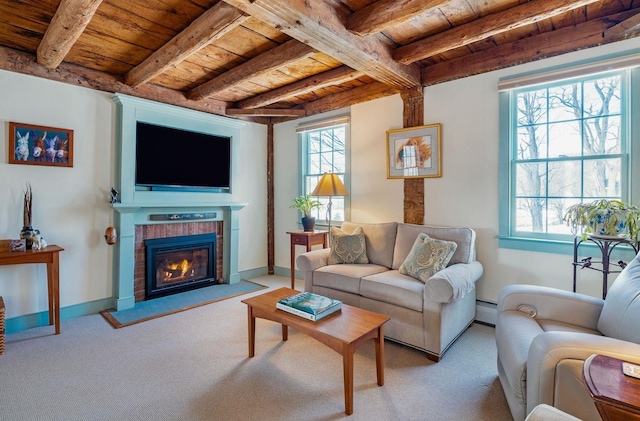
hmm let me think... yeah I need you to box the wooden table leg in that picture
[376,325,385,386]
[343,344,355,415]
[282,324,288,341]
[47,252,61,334]
[290,241,296,289]
[247,306,255,357]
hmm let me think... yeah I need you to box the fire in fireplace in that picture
[145,233,217,300]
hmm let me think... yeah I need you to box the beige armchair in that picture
[495,250,640,421]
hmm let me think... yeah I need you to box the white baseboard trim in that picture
[475,300,497,326]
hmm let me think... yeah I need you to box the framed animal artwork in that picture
[8,122,73,167]
[386,124,441,179]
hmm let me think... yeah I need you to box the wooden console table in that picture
[583,354,640,420]
[287,230,328,289]
[0,245,64,334]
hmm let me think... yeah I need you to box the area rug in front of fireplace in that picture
[101,280,266,328]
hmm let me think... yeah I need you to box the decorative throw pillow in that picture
[328,226,369,264]
[399,233,457,282]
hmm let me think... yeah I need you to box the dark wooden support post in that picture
[401,87,425,224]
[267,120,275,274]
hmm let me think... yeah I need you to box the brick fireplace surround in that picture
[134,221,223,302]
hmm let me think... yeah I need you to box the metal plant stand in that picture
[572,235,640,299]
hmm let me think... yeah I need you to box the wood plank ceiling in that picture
[0,0,638,123]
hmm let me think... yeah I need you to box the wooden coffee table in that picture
[241,287,390,415]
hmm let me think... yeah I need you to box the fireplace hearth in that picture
[145,233,217,300]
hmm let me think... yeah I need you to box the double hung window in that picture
[297,117,350,225]
[499,58,639,251]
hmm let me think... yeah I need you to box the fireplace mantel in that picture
[112,202,246,311]
[111,94,249,311]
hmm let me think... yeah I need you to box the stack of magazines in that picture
[276,292,342,321]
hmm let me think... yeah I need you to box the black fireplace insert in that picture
[144,233,217,300]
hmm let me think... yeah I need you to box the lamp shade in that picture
[311,173,349,197]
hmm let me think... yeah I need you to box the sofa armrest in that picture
[527,331,640,414]
[424,261,483,303]
[497,285,604,330]
[295,248,330,273]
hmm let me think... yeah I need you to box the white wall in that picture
[274,38,640,303]
[0,71,267,321]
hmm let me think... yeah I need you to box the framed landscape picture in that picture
[8,122,73,167]
[386,124,441,179]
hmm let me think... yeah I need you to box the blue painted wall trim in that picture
[5,298,113,334]
[5,267,274,334]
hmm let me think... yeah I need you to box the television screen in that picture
[135,122,231,192]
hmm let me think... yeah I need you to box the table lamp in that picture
[311,173,349,236]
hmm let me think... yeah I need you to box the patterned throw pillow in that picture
[328,226,369,264]
[399,233,457,282]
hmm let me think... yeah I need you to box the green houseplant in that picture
[563,199,640,240]
[290,194,322,231]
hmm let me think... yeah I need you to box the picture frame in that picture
[8,122,73,167]
[386,123,441,179]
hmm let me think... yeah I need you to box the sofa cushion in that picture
[392,224,476,270]
[313,264,388,294]
[360,270,424,312]
[399,233,457,282]
[341,221,397,268]
[597,251,640,343]
[328,226,369,264]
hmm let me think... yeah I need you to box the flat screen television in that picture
[135,122,231,192]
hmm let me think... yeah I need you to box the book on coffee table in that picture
[276,291,341,321]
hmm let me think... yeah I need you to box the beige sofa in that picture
[495,250,640,421]
[296,221,483,361]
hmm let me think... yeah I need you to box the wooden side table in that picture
[583,354,640,420]
[286,230,328,289]
[0,245,64,334]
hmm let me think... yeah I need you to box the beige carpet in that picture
[0,275,512,421]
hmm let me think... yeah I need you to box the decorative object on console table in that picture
[276,291,342,321]
[287,230,328,289]
[310,173,349,237]
[290,194,322,232]
[19,184,47,250]
[386,124,442,179]
[8,122,73,167]
[583,354,640,420]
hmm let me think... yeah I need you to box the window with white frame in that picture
[297,117,350,225]
[499,59,640,251]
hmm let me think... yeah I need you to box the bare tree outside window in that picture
[514,73,623,235]
[303,124,347,223]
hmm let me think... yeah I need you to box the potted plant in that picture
[563,199,640,240]
[290,194,322,231]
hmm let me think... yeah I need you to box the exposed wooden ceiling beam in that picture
[347,0,447,36]
[222,0,421,90]
[125,2,249,87]
[303,82,399,116]
[394,0,600,64]
[604,11,640,41]
[36,0,104,68]
[421,10,640,86]
[236,66,363,109]
[0,45,230,117]
[225,108,306,117]
[188,39,315,101]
